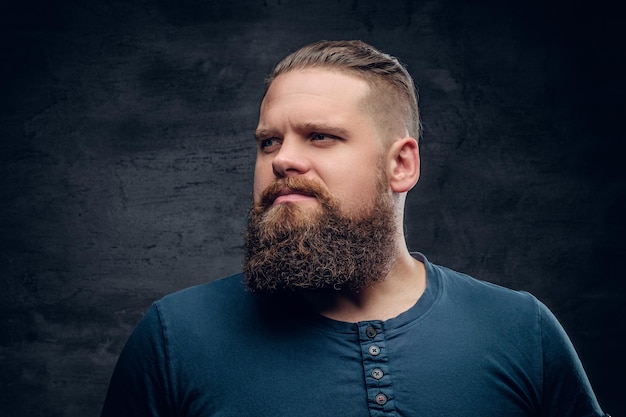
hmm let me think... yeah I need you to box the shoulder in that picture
[431,261,536,300]
[120,273,261,349]
[154,274,253,319]
[427,260,541,324]
[158,273,248,308]
[142,274,257,337]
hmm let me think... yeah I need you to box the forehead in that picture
[260,69,371,117]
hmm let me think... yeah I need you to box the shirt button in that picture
[371,368,383,380]
[375,393,388,405]
[368,345,381,356]
[365,326,377,338]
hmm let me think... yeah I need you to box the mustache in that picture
[257,177,332,210]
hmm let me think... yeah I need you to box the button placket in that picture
[358,322,396,415]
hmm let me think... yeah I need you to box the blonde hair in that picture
[265,40,421,142]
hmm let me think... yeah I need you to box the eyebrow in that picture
[300,122,349,137]
[254,123,349,141]
[254,129,278,142]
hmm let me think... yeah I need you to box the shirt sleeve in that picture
[100,303,173,417]
[538,300,608,417]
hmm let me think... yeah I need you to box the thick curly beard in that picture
[243,176,397,294]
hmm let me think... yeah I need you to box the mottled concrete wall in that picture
[1,0,623,416]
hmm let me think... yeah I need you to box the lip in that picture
[272,188,316,205]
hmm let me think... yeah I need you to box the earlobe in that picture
[387,137,420,193]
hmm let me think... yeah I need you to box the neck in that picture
[302,242,426,323]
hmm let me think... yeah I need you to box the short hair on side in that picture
[264,40,421,142]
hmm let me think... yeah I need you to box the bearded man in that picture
[101,40,607,417]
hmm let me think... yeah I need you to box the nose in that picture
[271,138,310,178]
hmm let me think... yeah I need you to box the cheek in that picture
[326,167,381,211]
[346,152,387,205]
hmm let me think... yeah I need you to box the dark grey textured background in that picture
[1,0,624,416]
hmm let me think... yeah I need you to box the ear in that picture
[386,137,420,193]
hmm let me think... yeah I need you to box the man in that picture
[101,40,607,416]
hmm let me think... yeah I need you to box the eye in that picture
[311,133,328,141]
[310,132,338,142]
[259,137,281,153]
[260,138,275,147]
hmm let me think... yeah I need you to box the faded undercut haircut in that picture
[264,40,421,142]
